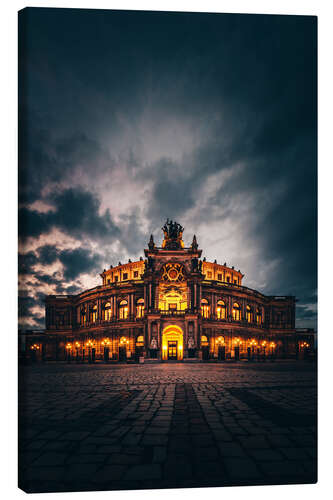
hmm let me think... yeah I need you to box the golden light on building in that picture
[42,219,305,363]
[119,336,129,346]
[66,342,72,350]
[30,343,40,350]
[101,337,111,346]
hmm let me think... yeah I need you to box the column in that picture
[98,298,102,323]
[131,293,134,319]
[144,285,147,312]
[194,283,197,311]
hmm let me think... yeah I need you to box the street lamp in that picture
[86,339,94,363]
[66,342,72,363]
[233,337,242,361]
[75,341,80,362]
[101,337,111,362]
[216,336,225,361]
[261,340,267,361]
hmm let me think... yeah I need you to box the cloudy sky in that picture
[18,8,317,329]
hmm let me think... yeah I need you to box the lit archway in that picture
[162,325,184,361]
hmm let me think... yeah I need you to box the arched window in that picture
[136,298,144,318]
[232,302,241,321]
[201,335,209,345]
[216,300,226,319]
[103,302,112,321]
[256,307,262,325]
[246,305,253,323]
[119,299,128,319]
[80,306,86,325]
[201,298,210,319]
[90,304,98,323]
[136,335,144,346]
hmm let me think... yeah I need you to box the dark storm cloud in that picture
[18,8,317,328]
[18,251,38,275]
[19,187,120,241]
[35,244,102,280]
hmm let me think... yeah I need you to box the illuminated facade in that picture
[39,220,303,362]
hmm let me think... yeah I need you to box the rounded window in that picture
[232,303,241,321]
[119,300,128,320]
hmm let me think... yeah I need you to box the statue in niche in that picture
[150,338,158,349]
[188,337,195,349]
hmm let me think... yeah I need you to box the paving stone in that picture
[93,465,127,482]
[223,458,262,480]
[23,466,66,481]
[218,442,247,458]
[260,460,306,478]
[238,435,271,449]
[248,449,284,461]
[125,464,162,480]
[164,460,192,479]
[152,446,167,463]
[62,431,91,440]
[278,447,310,460]
[65,463,99,480]
[107,453,142,465]
[32,452,67,466]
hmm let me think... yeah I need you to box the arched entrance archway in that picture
[162,325,184,361]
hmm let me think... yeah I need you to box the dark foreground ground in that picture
[18,361,317,493]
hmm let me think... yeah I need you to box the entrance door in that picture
[119,346,127,362]
[168,341,178,360]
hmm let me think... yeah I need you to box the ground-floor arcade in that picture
[19,324,316,363]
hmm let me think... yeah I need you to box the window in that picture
[90,304,98,323]
[136,298,144,318]
[134,271,138,278]
[201,298,210,318]
[216,300,226,319]
[217,273,222,281]
[81,307,86,325]
[232,303,241,321]
[136,335,144,346]
[104,302,112,321]
[115,276,119,282]
[201,335,209,345]
[256,308,262,325]
[227,276,230,283]
[107,279,110,284]
[119,299,128,319]
[123,273,128,280]
[246,305,253,323]
[234,279,237,284]
[207,271,212,278]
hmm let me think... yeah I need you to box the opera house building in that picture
[21,219,316,364]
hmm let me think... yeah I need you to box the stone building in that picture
[37,220,313,362]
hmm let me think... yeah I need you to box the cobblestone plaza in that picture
[19,361,317,493]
